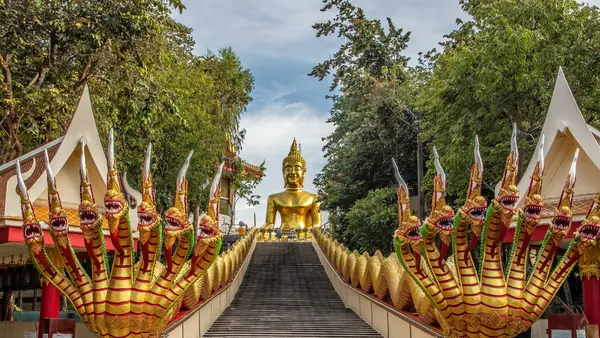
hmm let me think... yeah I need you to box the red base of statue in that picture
[583,277,600,326]
[39,281,61,338]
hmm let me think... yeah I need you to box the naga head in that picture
[495,123,520,214]
[463,137,489,256]
[551,149,579,238]
[573,191,600,254]
[522,136,545,234]
[123,143,161,245]
[461,136,488,225]
[44,150,69,245]
[79,141,101,235]
[193,162,225,256]
[164,151,194,250]
[16,160,44,254]
[104,129,128,226]
[391,158,423,259]
[424,147,454,244]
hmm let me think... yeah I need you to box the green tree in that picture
[0,0,177,162]
[345,187,397,255]
[309,0,420,248]
[419,0,600,203]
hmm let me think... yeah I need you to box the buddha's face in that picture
[284,161,304,188]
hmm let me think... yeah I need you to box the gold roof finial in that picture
[282,138,306,173]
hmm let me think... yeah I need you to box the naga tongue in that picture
[85,244,102,275]
[142,243,150,271]
[465,234,480,265]
[538,242,559,274]
[438,241,449,269]
[413,249,422,274]
[61,247,83,282]
[164,246,174,277]
[109,230,125,264]
[516,232,532,265]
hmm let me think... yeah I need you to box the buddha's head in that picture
[282,138,306,189]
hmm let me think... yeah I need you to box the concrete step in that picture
[204,243,381,337]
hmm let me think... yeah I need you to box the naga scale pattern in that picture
[16,130,255,338]
[315,126,600,338]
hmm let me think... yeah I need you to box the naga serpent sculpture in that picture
[393,125,600,337]
[313,124,600,338]
[16,129,225,337]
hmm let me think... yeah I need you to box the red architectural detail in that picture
[503,221,583,243]
[583,276,600,325]
[38,281,60,338]
[0,226,137,250]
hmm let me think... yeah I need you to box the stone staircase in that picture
[204,242,381,337]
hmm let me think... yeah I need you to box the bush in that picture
[344,187,398,255]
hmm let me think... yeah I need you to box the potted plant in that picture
[294,227,302,241]
[274,229,282,242]
[259,228,266,242]
[302,227,309,242]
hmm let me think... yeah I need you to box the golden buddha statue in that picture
[264,139,321,235]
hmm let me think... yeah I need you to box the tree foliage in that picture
[345,187,397,255]
[309,0,421,246]
[0,0,257,213]
[419,0,600,203]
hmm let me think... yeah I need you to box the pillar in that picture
[38,248,63,338]
[580,244,600,326]
[38,279,61,338]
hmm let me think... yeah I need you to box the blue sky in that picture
[172,0,600,228]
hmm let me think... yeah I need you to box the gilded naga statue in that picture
[17,130,225,337]
[392,124,600,337]
[264,138,321,235]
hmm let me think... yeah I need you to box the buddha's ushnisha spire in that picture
[282,138,306,173]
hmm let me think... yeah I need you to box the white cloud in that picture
[174,0,338,63]
[233,100,334,228]
[174,0,466,64]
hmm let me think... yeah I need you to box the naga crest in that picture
[104,129,128,224]
[424,146,454,246]
[551,149,579,238]
[198,162,225,243]
[496,123,520,213]
[391,158,422,245]
[78,141,101,237]
[461,136,487,224]
[123,143,161,246]
[391,157,423,273]
[44,149,69,247]
[164,151,194,249]
[16,160,43,255]
[522,136,546,234]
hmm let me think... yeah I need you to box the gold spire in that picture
[282,138,306,173]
